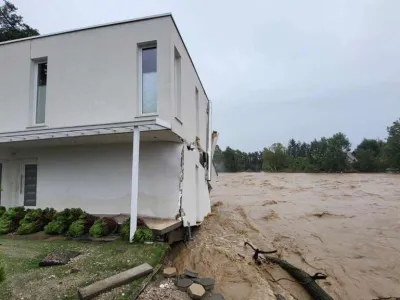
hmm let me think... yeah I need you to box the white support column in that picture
[130,126,140,242]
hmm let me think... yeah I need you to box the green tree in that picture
[0,1,39,42]
[353,139,386,172]
[222,147,244,172]
[385,118,400,169]
[323,133,351,172]
[262,143,288,171]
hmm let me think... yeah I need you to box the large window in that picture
[174,48,182,120]
[141,47,157,114]
[35,61,47,124]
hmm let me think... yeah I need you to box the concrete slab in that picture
[163,267,177,278]
[197,277,215,291]
[176,278,193,292]
[187,283,205,299]
[184,269,198,278]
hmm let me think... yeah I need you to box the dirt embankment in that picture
[171,173,400,300]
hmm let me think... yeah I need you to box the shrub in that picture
[120,218,130,241]
[0,206,6,217]
[68,213,97,237]
[133,227,153,243]
[17,208,54,235]
[44,208,83,235]
[119,218,153,243]
[89,217,118,238]
[0,206,26,234]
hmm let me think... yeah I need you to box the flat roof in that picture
[0,13,210,101]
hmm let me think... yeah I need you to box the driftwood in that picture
[77,263,153,299]
[245,242,334,300]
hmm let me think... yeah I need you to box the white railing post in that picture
[130,126,140,242]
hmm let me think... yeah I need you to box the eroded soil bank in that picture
[171,173,400,300]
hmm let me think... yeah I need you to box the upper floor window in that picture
[174,48,182,121]
[34,60,47,124]
[140,46,157,114]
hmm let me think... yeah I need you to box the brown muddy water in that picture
[172,173,400,300]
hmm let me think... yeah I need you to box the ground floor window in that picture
[24,164,37,206]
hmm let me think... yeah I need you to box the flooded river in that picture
[173,173,400,300]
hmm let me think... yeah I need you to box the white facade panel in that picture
[0,142,181,218]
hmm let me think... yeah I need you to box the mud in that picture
[172,173,400,300]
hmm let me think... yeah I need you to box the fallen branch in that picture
[244,241,334,300]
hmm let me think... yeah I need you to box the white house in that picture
[0,14,217,241]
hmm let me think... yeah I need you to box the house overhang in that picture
[0,117,171,144]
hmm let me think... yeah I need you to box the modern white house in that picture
[0,14,217,241]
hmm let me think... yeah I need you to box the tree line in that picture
[213,118,400,173]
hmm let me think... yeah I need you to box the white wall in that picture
[0,141,182,218]
[181,148,211,226]
[166,22,210,149]
[0,17,173,131]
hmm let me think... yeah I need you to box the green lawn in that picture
[0,235,167,300]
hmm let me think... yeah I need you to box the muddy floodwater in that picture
[173,173,400,300]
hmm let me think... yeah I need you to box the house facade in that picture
[0,14,215,240]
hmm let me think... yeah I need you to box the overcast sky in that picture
[13,0,400,151]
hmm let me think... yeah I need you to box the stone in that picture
[184,269,198,278]
[163,267,177,278]
[176,278,193,292]
[209,294,225,300]
[197,277,215,291]
[187,283,205,300]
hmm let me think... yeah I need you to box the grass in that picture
[0,235,168,300]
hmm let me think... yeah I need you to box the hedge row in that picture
[0,206,124,239]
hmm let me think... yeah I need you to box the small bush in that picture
[120,218,130,241]
[0,206,26,234]
[44,208,83,235]
[17,208,55,235]
[119,218,153,243]
[89,217,118,238]
[133,227,153,243]
[68,213,97,237]
[0,206,6,217]
[68,220,85,237]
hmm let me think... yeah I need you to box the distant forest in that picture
[213,118,400,173]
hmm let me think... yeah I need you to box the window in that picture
[34,61,47,124]
[140,46,157,114]
[174,48,182,120]
[24,164,37,206]
[195,87,199,137]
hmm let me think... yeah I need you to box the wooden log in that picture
[77,263,153,300]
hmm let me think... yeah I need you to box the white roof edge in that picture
[0,13,172,46]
